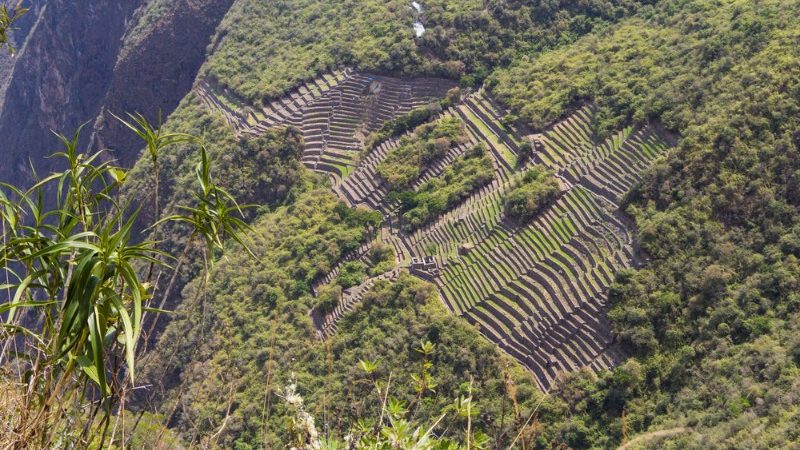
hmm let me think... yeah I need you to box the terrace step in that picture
[311,268,402,339]
[197,70,457,181]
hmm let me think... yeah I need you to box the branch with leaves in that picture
[0,116,254,448]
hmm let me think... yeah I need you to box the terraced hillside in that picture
[531,106,674,205]
[199,73,673,391]
[432,186,634,389]
[402,106,672,389]
[456,92,526,174]
[334,109,473,214]
[196,68,456,183]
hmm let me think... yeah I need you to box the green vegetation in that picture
[203,0,648,103]
[0,119,251,448]
[487,0,800,446]
[337,260,367,288]
[216,129,305,211]
[0,2,27,54]
[115,96,308,324]
[286,278,552,449]
[377,116,468,191]
[365,103,442,152]
[140,186,542,447]
[398,144,494,230]
[107,13,672,447]
[372,114,496,231]
[489,1,798,137]
[123,94,306,246]
[365,242,396,276]
[123,412,186,449]
[504,168,560,222]
[310,274,543,448]
[135,188,380,446]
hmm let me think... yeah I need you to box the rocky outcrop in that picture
[0,0,234,187]
[0,0,144,186]
[90,0,235,168]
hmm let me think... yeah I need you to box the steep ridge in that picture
[8,0,792,446]
[0,0,236,187]
[0,0,145,187]
[90,0,235,168]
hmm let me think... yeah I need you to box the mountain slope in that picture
[0,0,234,185]
[89,0,235,168]
[5,0,800,448]
[143,0,800,446]
[0,0,144,184]
[122,1,662,447]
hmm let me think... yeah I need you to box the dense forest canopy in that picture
[203,0,649,103]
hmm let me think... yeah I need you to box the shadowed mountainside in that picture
[0,0,234,186]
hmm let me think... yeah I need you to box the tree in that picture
[503,168,560,223]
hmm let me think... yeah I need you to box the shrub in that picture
[337,261,367,288]
[399,144,494,230]
[377,116,468,191]
[366,243,396,276]
[503,168,560,222]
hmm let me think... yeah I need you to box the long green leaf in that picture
[87,309,108,396]
[107,289,136,383]
[117,262,142,340]
[0,300,57,315]
[0,323,46,345]
[5,271,36,325]
[76,355,102,390]
[25,240,99,261]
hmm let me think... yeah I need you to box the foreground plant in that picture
[285,343,492,450]
[0,119,252,448]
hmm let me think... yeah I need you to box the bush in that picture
[503,168,560,222]
[337,261,367,289]
[366,243,395,276]
[314,284,342,315]
[516,141,533,167]
[377,116,468,190]
[399,144,494,230]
